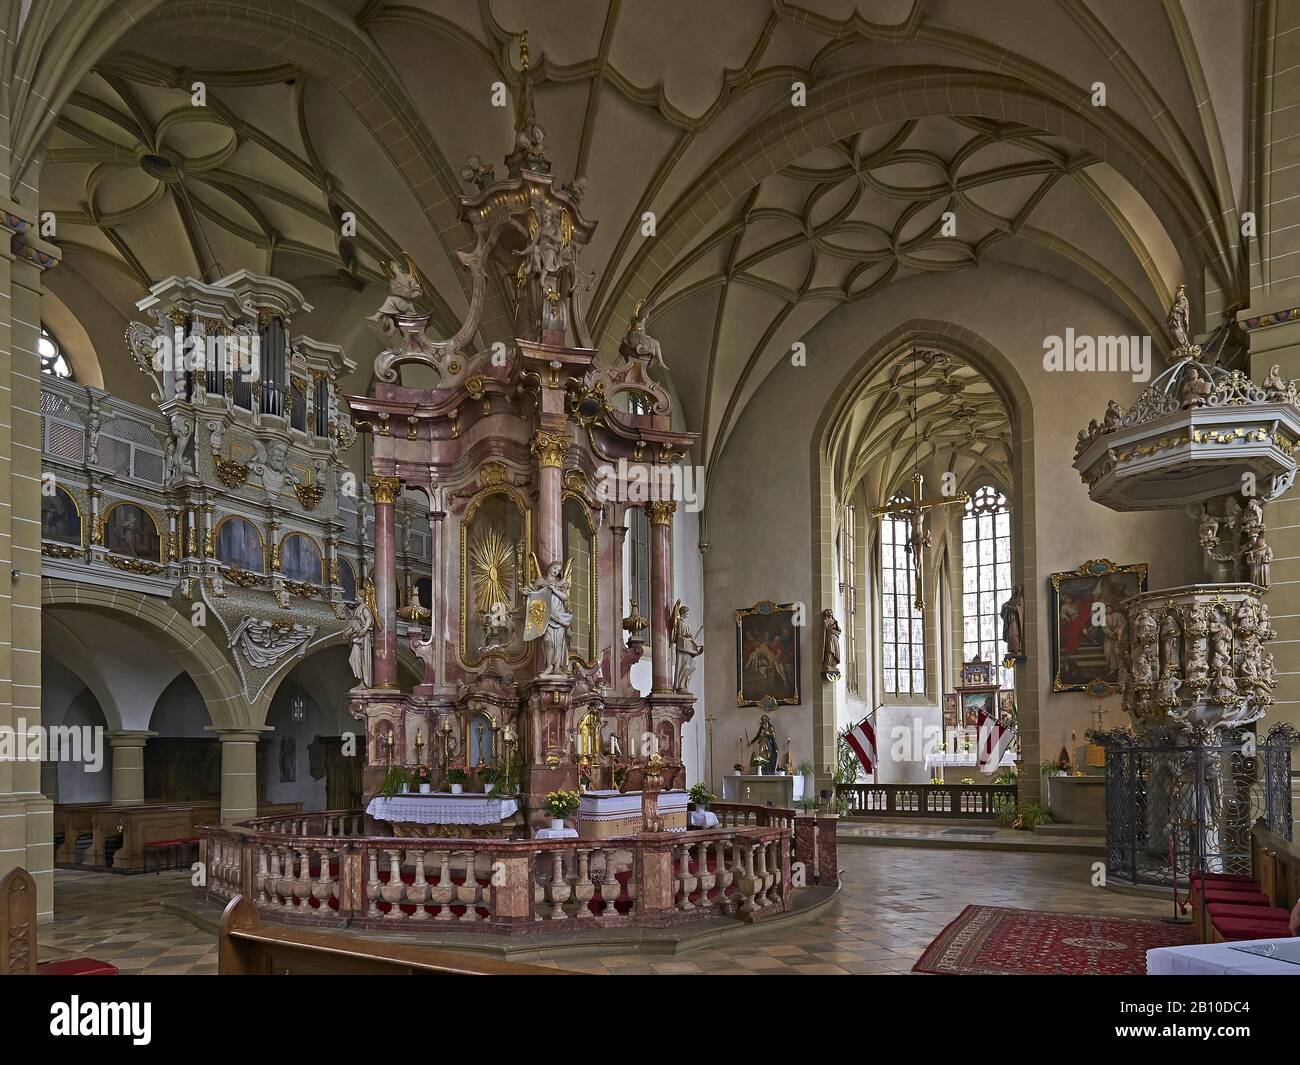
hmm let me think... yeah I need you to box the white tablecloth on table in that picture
[534,827,578,839]
[1147,938,1300,975]
[366,794,519,826]
[690,809,720,828]
[925,751,1018,770]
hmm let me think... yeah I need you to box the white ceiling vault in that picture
[20,0,1251,494]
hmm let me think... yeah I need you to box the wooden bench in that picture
[85,801,302,872]
[0,868,116,975]
[1193,819,1300,943]
[217,896,574,975]
[53,802,113,866]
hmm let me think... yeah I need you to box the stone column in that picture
[427,501,445,688]
[213,730,262,823]
[370,475,401,689]
[106,731,155,806]
[609,508,628,688]
[531,430,569,569]
[648,501,676,693]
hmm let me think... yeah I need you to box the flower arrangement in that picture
[412,764,434,787]
[446,765,469,786]
[687,783,713,807]
[377,765,413,797]
[543,790,581,819]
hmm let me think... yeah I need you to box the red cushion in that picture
[1193,872,1257,884]
[37,958,118,976]
[1197,889,1270,906]
[1211,917,1296,941]
[1190,875,1258,891]
[1207,903,1293,921]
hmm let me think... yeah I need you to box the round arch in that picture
[810,319,1043,802]
[41,578,251,730]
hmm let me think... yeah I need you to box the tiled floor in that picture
[39,845,1169,975]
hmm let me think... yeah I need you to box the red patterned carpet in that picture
[913,905,1194,975]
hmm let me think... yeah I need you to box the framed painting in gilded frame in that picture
[735,600,801,708]
[1050,558,1147,695]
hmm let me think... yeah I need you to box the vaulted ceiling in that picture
[24,0,1252,491]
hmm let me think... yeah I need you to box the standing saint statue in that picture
[1167,283,1192,352]
[669,600,704,692]
[747,714,779,774]
[523,557,573,676]
[999,585,1025,659]
[345,594,374,688]
[821,608,842,680]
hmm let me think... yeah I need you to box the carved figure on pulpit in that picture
[1197,505,1220,550]
[369,256,424,335]
[1184,637,1209,689]
[1103,400,1123,429]
[1156,668,1182,708]
[670,600,704,692]
[522,557,572,676]
[1159,613,1182,673]
[1103,607,1127,674]
[1180,367,1211,408]
[1263,363,1287,399]
[1167,283,1192,352]
[1241,497,1264,536]
[346,596,374,688]
[1246,532,1272,588]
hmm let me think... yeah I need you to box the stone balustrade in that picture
[199,809,795,935]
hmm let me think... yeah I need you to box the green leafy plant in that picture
[446,765,469,786]
[544,790,581,819]
[1012,801,1056,830]
[377,765,413,798]
[796,760,814,776]
[960,777,976,785]
[1040,760,1062,777]
[479,765,500,789]
[831,792,852,816]
[797,797,820,813]
[993,794,1017,828]
[834,728,861,787]
[687,783,713,807]
[991,766,1017,786]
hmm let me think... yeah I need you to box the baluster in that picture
[381,848,405,918]
[365,848,381,918]
[597,848,620,921]
[713,839,734,914]
[268,846,284,908]
[457,850,481,922]
[310,846,333,916]
[677,842,697,911]
[430,851,455,921]
[572,848,595,919]
[407,849,430,920]
[696,837,717,902]
[545,849,570,919]
[737,841,759,917]
[257,845,272,906]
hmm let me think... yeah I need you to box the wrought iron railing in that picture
[1089,723,1296,886]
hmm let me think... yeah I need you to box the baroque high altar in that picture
[346,46,697,830]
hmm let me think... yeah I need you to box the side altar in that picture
[344,42,700,835]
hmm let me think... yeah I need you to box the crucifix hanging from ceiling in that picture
[869,351,969,613]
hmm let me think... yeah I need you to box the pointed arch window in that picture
[881,492,924,695]
[39,326,72,379]
[962,485,1014,687]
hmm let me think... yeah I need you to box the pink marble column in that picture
[370,475,401,689]
[609,509,628,688]
[531,430,568,569]
[648,501,676,693]
[425,503,445,688]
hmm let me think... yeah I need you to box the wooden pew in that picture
[1197,819,1300,943]
[217,896,573,975]
[0,868,116,975]
[53,801,112,865]
[86,801,303,872]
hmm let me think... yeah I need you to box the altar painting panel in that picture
[461,488,530,666]
[1049,559,1147,694]
[735,600,801,707]
[104,502,162,560]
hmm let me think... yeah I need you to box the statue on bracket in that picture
[622,298,668,375]
[345,589,375,689]
[669,600,705,692]
[368,255,425,335]
[522,555,572,676]
[999,585,1025,661]
[820,608,842,680]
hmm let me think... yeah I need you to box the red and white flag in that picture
[976,709,1015,774]
[845,714,878,775]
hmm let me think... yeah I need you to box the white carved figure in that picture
[1103,608,1127,673]
[1157,668,1182,707]
[253,438,294,500]
[1197,505,1219,550]
[1179,366,1211,408]
[169,412,193,477]
[369,257,424,334]
[1245,532,1272,588]
[86,405,102,466]
[623,298,668,373]
[1240,497,1264,536]
[1159,613,1182,673]
[670,600,705,693]
[1263,363,1287,398]
[1167,283,1192,351]
[481,600,512,647]
[346,597,374,688]
[229,615,315,669]
[523,559,572,676]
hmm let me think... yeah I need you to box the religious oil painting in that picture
[960,690,996,725]
[103,502,162,561]
[1050,558,1148,695]
[42,485,81,545]
[735,600,801,708]
[942,693,959,733]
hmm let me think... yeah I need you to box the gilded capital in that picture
[369,475,402,505]
[531,430,570,469]
[647,500,677,526]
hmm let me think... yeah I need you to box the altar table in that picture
[366,794,520,839]
[1147,937,1300,975]
[577,789,688,837]
[720,774,804,807]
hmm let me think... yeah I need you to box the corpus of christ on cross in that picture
[870,471,969,612]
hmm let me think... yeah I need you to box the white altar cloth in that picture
[366,794,519,826]
[534,827,578,839]
[1146,937,1300,976]
[925,751,1017,771]
[578,789,688,823]
[690,810,720,829]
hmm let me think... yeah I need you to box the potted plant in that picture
[797,797,820,814]
[377,764,413,798]
[687,782,713,810]
[543,790,581,832]
[446,765,468,795]
[413,764,434,795]
[479,766,500,795]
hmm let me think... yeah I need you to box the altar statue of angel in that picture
[623,298,668,374]
[368,254,424,334]
[669,599,705,692]
[522,554,572,676]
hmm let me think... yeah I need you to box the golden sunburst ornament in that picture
[469,527,514,614]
